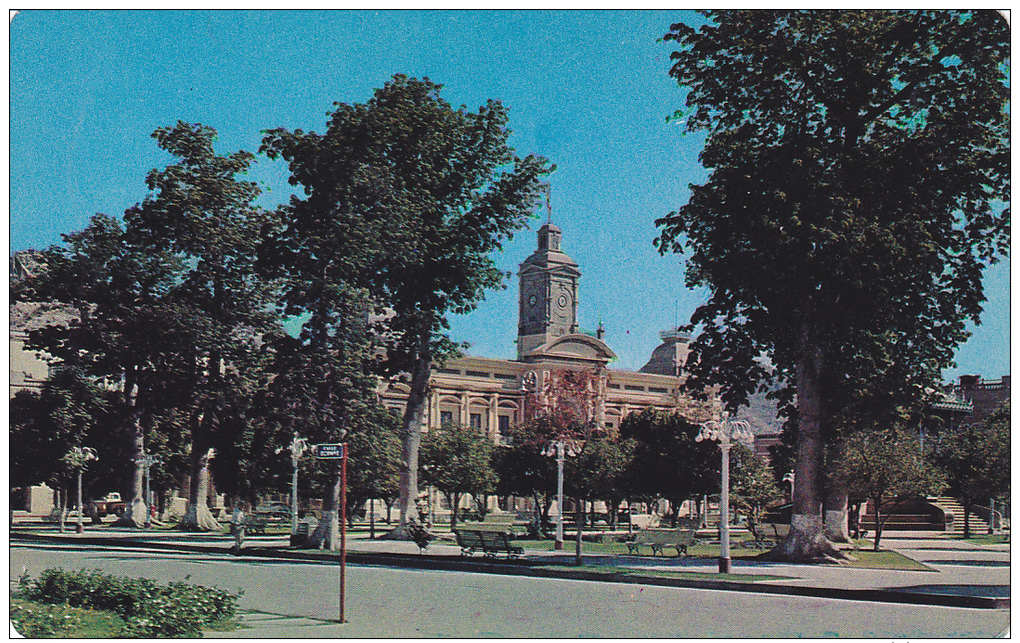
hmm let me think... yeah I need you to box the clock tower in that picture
[517,222,581,358]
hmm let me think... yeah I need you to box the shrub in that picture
[10,599,127,638]
[16,568,241,638]
[10,602,82,637]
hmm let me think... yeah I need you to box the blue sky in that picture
[9,10,1010,382]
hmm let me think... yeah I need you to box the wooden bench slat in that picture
[626,528,697,557]
[453,528,523,559]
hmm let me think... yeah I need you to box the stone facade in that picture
[945,375,1010,427]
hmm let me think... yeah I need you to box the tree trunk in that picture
[369,499,376,539]
[824,486,850,542]
[309,465,341,550]
[574,494,583,566]
[57,487,66,533]
[391,349,432,539]
[115,375,148,527]
[767,320,846,562]
[962,496,972,539]
[872,498,884,551]
[178,447,221,531]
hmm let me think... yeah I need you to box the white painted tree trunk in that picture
[115,379,149,527]
[824,488,850,542]
[308,468,341,550]
[178,449,221,531]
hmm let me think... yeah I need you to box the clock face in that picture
[528,294,537,306]
[557,294,568,309]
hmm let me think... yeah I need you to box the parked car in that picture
[88,493,127,522]
[256,503,292,520]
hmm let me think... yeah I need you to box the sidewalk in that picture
[9,524,1009,622]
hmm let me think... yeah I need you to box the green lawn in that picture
[510,533,775,560]
[11,599,127,638]
[509,534,933,572]
[10,598,242,638]
[836,549,935,572]
[533,565,791,584]
[946,533,1010,545]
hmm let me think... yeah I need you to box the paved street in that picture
[10,542,1009,638]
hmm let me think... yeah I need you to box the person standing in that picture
[230,501,246,555]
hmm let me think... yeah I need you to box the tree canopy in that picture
[420,423,498,528]
[15,122,279,528]
[618,408,718,522]
[833,427,945,549]
[933,402,1010,537]
[657,10,1009,559]
[261,74,553,532]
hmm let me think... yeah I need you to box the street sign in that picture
[311,441,349,622]
[315,443,346,459]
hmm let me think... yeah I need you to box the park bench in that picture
[460,513,528,537]
[745,521,791,548]
[626,527,697,557]
[244,515,269,535]
[453,527,524,559]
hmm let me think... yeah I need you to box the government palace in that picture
[375,220,718,440]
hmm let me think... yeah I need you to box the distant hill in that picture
[734,389,784,436]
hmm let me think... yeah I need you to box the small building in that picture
[944,375,1010,427]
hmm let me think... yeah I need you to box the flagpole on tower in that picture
[545,183,552,224]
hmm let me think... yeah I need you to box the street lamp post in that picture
[282,433,307,544]
[64,447,99,534]
[696,412,754,573]
[137,454,162,528]
[541,439,579,551]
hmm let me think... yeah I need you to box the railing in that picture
[971,504,1002,530]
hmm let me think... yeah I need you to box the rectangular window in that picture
[494,373,517,381]
[625,385,645,392]
[470,413,483,430]
[648,386,668,394]
[440,410,454,426]
[498,415,511,434]
[437,368,460,375]
[465,370,490,378]
[608,383,621,389]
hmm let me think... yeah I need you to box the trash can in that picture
[291,521,310,547]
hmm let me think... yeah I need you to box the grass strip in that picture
[11,598,127,638]
[532,564,790,583]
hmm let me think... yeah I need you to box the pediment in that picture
[522,334,617,364]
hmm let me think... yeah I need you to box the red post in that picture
[340,444,347,623]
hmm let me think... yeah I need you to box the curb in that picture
[11,532,1009,611]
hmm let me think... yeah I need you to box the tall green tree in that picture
[17,122,278,528]
[657,10,1009,559]
[419,423,498,529]
[15,213,182,527]
[124,121,278,529]
[261,75,553,535]
[565,429,633,530]
[933,402,1010,538]
[258,292,382,550]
